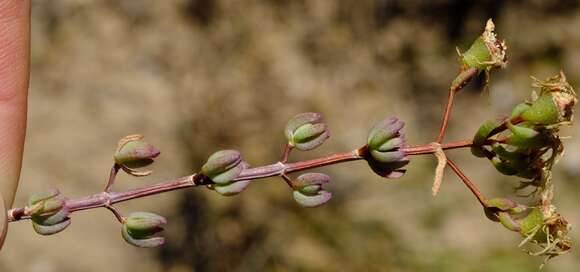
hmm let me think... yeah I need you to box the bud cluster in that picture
[485,198,571,257]
[471,72,576,187]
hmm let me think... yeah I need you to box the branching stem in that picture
[7,139,475,223]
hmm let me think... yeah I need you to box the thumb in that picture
[0,0,30,248]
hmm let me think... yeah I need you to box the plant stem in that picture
[446,157,487,207]
[436,67,478,143]
[6,139,475,223]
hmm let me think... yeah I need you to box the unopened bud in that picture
[201,150,244,185]
[26,189,71,236]
[291,173,332,208]
[365,117,408,179]
[122,212,166,248]
[285,112,330,151]
[114,135,160,177]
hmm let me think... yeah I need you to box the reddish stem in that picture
[446,157,487,207]
[7,139,477,223]
[436,67,478,143]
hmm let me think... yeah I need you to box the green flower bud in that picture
[201,150,244,185]
[460,19,507,71]
[291,173,332,208]
[285,112,330,151]
[520,72,576,125]
[122,212,166,248]
[114,135,160,177]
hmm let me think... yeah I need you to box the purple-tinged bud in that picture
[291,173,332,208]
[122,212,167,248]
[365,117,408,179]
[114,135,160,177]
[201,150,244,185]
[26,189,71,236]
[285,112,330,151]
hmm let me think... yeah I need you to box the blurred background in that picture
[2,0,580,271]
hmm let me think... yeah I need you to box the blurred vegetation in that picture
[2,0,580,271]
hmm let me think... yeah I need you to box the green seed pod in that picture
[460,19,507,70]
[510,102,532,119]
[201,150,244,185]
[122,212,166,248]
[505,122,543,148]
[519,208,546,242]
[471,119,502,158]
[497,212,521,232]
[520,94,560,125]
[491,157,518,176]
[520,72,577,125]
